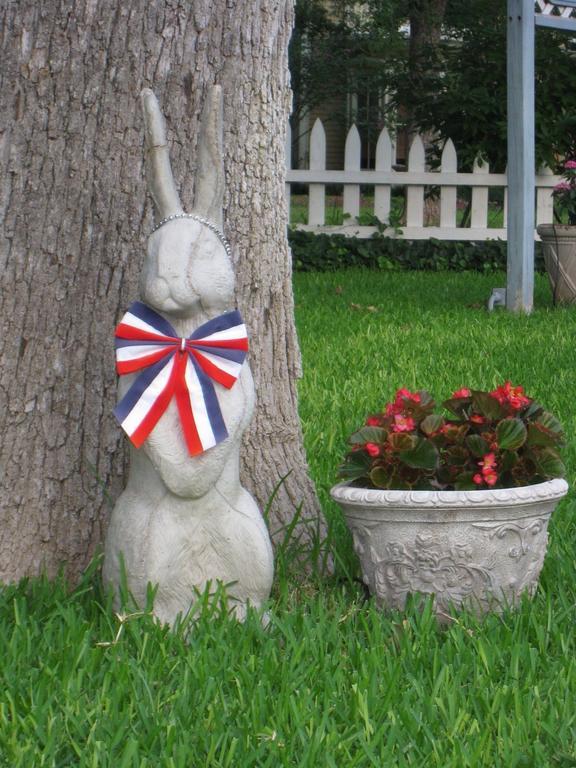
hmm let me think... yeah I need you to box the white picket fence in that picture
[285,119,561,240]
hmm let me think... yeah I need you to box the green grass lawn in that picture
[289,193,506,228]
[1,271,576,767]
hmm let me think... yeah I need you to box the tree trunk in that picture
[406,0,448,137]
[409,0,448,73]
[0,0,324,584]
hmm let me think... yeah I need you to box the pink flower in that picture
[452,387,471,399]
[365,442,380,457]
[475,453,499,487]
[490,381,531,410]
[470,414,485,425]
[392,414,415,433]
[394,388,421,410]
[484,470,498,487]
[564,160,576,170]
[480,453,496,470]
[554,181,571,193]
[396,388,420,403]
[366,416,380,427]
[384,388,420,417]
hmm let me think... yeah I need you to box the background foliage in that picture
[291,0,576,170]
[289,229,545,273]
[399,0,576,170]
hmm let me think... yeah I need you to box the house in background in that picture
[289,0,410,171]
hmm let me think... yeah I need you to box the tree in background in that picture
[405,0,448,136]
[396,0,576,170]
[289,0,405,163]
[0,1,325,583]
[290,0,576,170]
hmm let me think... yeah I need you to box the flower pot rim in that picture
[537,223,576,234]
[330,477,568,509]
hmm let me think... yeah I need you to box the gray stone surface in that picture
[537,224,576,304]
[331,479,568,615]
[102,88,274,625]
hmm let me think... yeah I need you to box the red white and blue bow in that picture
[114,301,248,456]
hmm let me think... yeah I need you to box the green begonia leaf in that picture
[471,391,506,420]
[399,438,439,470]
[349,426,386,446]
[526,423,560,448]
[442,397,469,417]
[338,450,372,480]
[454,472,478,491]
[496,418,527,451]
[531,448,566,479]
[466,434,490,457]
[536,411,564,437]
[370,467,391,488]
[420,414,444,436]
[388,432,417,452]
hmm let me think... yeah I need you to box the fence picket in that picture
[374,128,394,224]
[309,118,326,226]
[440,139,457,228]
[286,119,561,240]
[406,135,425,227]
[471,157,490,229]
[343,124,361,221]
[536,165,554,225]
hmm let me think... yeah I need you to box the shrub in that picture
[289,229,545,273]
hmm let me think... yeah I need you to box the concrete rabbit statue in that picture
[102,87,274,626]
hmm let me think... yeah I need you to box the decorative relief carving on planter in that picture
[368,533,495,610]
[472,518,547,559]
[331,479,568,510]
[333,479,568,615]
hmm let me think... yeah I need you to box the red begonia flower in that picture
[392,414,415,433]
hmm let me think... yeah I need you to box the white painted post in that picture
[343,124,361,222]
[506,0,535,312]
[536,164,554,224]
[471,157,490,229]
[309,118,326,226]
[406,135,425,227]
[374,128,394,224]
[503,177,508,227]
[440,139,457,229]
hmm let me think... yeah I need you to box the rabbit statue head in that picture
[140,86,235,318]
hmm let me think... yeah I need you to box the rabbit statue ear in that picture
[141,88,183,220]
[194,85,225,230]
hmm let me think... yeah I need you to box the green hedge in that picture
[289,229,545,273]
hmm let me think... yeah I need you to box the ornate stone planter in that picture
[537,224,576,304]
[330,479,568,615]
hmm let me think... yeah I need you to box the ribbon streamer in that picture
[114,301,248,456]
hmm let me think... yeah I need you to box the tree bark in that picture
[406,0,448,137]
[0,0,324,583]
[409,0,448,72]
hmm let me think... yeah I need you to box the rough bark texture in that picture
[0,0,324,583]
